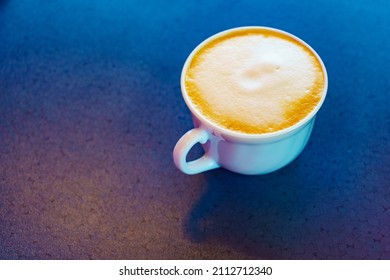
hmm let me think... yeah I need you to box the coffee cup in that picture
[173,26,328,175]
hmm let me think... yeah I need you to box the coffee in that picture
[185,28,325,134]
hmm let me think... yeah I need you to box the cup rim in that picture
[180,26,328,141]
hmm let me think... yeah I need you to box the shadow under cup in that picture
[173,26,328,175]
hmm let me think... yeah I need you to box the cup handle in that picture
[173,128,220,175]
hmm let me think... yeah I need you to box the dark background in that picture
[0,0,389,259]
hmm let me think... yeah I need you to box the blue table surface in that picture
[0,0,389,259]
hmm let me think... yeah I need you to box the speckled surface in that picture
[0,0,389,259]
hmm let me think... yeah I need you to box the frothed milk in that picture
[185,28,325,134]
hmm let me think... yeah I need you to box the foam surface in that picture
[186,29,325,134]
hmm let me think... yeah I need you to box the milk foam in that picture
[185,29,324,134]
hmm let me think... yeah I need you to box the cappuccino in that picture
[185,28,325,134]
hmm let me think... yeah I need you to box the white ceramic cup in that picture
[173,26,328,175]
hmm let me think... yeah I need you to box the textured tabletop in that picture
[0,0,389,259]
